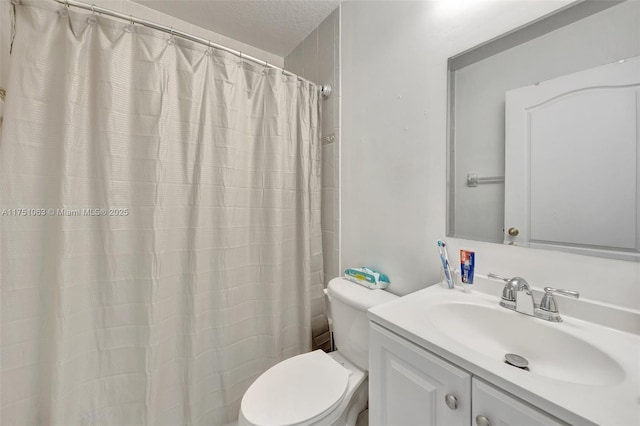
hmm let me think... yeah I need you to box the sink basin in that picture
[368,281,640,425]
[423,302,625,386]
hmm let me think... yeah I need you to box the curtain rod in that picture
[13,0,332,99]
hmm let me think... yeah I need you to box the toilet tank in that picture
[327,277,398,370]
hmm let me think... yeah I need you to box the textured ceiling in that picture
[134,0,342,57]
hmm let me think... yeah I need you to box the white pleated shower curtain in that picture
[1,2,324,424]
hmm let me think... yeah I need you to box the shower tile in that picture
[312,314,329,337]
[322,188,336,232]
[285,43,304,77]
[318,11,335,62]
[302,29,318,83]
[324,249,339,282]
[323,230,340,282]
[322,230,335,258]
[318,12,335,87]
[318,14,335,139]
[311,297,324,317]
[312,281,325,300]
[321,98,335,139]
[322,144,335,188]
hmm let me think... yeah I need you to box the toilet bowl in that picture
[239,277,398,426]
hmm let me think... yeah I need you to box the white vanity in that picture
[367,278,640,426]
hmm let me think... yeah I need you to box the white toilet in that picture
[238,277,398,426]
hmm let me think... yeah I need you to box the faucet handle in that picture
[544,287,579,298]
[487,273,510,282]
[487,273,530,290]
[539,287,580,313]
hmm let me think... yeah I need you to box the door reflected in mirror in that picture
[447,1,640,261]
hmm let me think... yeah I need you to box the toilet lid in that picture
[241,350,350,426]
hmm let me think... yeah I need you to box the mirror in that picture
[447,0,640,261]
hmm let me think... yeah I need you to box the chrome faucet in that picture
[488,274,579,322]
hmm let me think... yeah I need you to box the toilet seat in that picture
[240,350,350,426]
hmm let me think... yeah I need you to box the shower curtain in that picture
[0,2,323,425]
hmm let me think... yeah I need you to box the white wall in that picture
[340,0,640,310]
[452,1,640,243]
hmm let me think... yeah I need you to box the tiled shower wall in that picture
[284,7,340,351]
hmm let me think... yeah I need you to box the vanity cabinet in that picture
[369,323,566,426]
[472,378,564,426]
[369,323,471,425]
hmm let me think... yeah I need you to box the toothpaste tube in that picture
[344,267,390,289]
[460,250,475,290]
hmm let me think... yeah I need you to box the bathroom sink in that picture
[368,280,640,426]
[423,302,625,386]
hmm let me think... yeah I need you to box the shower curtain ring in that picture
[58,0,69,17]
[87,4,98,24]
[123,14,134,32]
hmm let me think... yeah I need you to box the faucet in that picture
[488,274,579,322]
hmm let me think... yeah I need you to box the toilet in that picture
[238,277,398,426]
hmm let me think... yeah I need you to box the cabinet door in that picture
[472,379,566,426]
[369,323,471,426]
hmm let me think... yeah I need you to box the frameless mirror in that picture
[447,0,640,261]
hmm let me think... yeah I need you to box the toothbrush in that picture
[437,239,454,289]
